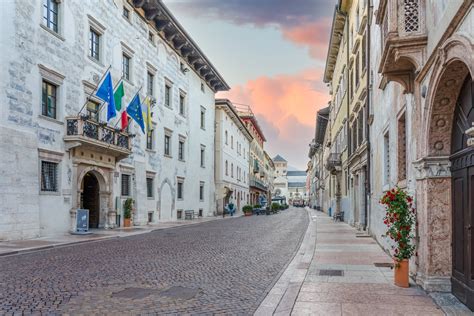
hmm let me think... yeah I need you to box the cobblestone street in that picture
[0,209,308,315]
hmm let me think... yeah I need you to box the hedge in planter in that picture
[380,187,416,288]
[243,205,253,216]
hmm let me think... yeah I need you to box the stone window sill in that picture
[40,24,65,41]
[87,55,105,68]
[147,197,154,200]
[164,154,172,159]
[40,190,61,196]
[146,149,156,154]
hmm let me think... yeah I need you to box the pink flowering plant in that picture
[380,187,416,262]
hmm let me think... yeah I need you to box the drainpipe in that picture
[364,0,372,231]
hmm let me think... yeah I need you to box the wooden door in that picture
[451,76,473,310]
[82,173,100,229]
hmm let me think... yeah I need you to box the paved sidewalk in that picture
[257,208,447,315]
[0,216,224,257]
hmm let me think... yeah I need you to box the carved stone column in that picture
[413,156,452,292]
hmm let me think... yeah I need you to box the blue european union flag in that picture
[126,93,145,134]
[95,71,116,121]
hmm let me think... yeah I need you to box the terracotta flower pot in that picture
[123,218,131,227]
[394,259,409,288]
[244,212,252,217]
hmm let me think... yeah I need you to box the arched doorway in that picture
[82,172,100,229]
[160,182,173,221]
[450,75,473,309]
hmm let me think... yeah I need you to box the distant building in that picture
[214,99,253,215]
[272,155,288,198]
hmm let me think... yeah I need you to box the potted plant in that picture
[243,205,253,216]
[271,203,280,214]
[123,198,134,227]
[380,187,416,288]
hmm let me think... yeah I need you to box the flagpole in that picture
[77,65,112,116]
[112,86,143,130]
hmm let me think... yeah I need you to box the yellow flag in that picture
[142,96,153,134]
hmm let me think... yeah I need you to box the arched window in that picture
[225,131,228,145]
[231,163,234,177]
[231,136,234,149]
[225,160,228,176]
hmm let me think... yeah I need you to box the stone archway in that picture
[73,166,114,230]
[158,178,175,221]
[414,34,474,293]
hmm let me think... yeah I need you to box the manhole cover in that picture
[158,286,199,300]
[374,262,394,268]
[111,287,159,300]
[319,269,344,276]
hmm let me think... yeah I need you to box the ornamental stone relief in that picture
[413,156,451,180]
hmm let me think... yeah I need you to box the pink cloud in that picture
[282,18,331,59]
[218,68,330,168]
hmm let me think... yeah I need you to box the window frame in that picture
[199,182,205,201]
[200,145,206,168]
[122,53,131,81]
[177,178,184,200]
[146,177,154,199]
[40,160,59,193]
[147,71,154,97]
[121,173,131,197]
[178,136,185,161]
[89,28,101,61]
[200,106,206,130]
[164,129,172,157]
[41,80,58,119]
[164,81,172,108]
[43,0,59,33]
[179,91,186,116]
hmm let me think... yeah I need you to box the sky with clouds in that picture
[162,0,333,169]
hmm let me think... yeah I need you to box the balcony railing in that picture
[64,115,132,160]
[326,153,342,172]
[249,179,268,192]
[376,0,427,93]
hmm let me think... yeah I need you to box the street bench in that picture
[184,210,195,220]
[333,211,344,222]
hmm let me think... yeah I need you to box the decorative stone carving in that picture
[466,124,474,147]
[413,156,451,180]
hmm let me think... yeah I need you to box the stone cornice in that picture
[324,7,346,83]
[131,0,230,92]
[215,99,254,142]
[413,156,451,180]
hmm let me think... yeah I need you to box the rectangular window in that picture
[200,107,205,129]
[200,146,205,167]
[179,93,185,116]
[362,35,367,71]
[123,7,130,19]
[89,29,100,61]
[199,182,204,201]
[178,140,185,161]
[165,83,171,107]
[42,80,57,119]
[164,134,171,156]
[121,174,131,196]
[86,100,100,121]
[355,53,360,88]
[177,179,184,200]
[384,131,390,185]
[358,110,364,146]
[146,177,153,198]
[41,161,58,192]
[148,31,154,43]
[147,72,154,97]
[146,128,153,150]
[122,54,130,81]
[398,113,407,182]
[43,0,59,33]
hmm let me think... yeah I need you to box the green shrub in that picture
[123,198,134,219]
[271,203,280,211]
[253,204,262,209]
[243,205,253,213]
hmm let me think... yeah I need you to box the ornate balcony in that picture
[326,153,342,173]
[249,178,268,192]
[64,115,132,161]
[376,0,427,93]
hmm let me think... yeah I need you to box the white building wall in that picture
[215,105,251,215]
[0,0,221,240]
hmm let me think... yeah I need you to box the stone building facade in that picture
[0,0,229,240]
[314,0,473,308]
[214,99,252,215]
[369,0,473,308]
[235,105,269,206]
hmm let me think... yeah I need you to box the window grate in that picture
[41,161,58,192]
[404,0,420,33]
[146,177,153,198]
[121,174,130,196]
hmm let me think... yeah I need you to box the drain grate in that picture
[158,286,199,300]
[374,262,394,268]
[319,269,344,276]
[112,287,159,300]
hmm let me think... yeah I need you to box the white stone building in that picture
[214,99,252,215]
[272,155,288,198]
[0,0,229,240]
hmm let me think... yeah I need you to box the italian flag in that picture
[113,81,128,130]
